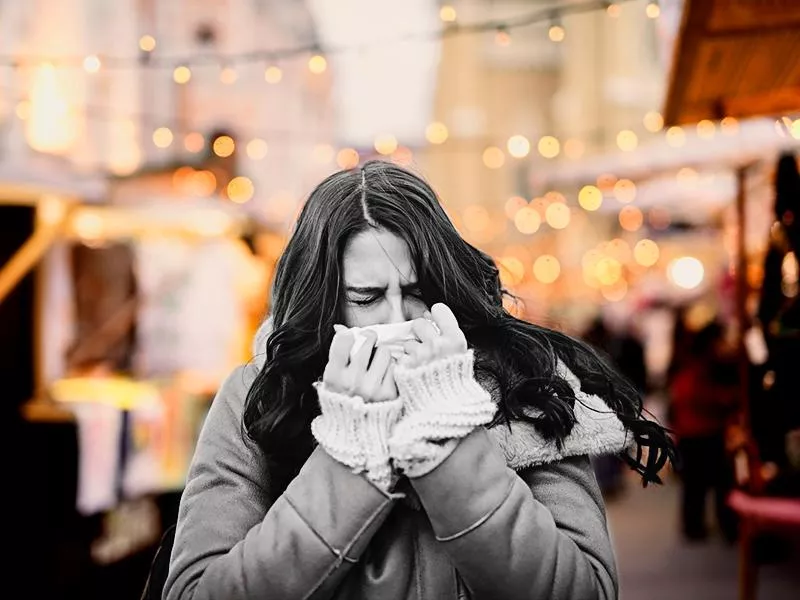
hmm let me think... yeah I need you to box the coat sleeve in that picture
[164,365,399,600]
[411,428,618,600]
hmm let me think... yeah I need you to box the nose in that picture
[386,293,406,324]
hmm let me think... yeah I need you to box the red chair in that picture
[728,486,800,600]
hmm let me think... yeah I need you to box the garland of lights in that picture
[0,0,649,70]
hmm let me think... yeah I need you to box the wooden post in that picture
[734,164,764,495]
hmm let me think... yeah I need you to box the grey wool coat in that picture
[164,337,627,599]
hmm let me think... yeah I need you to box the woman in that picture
[164,160,674,599]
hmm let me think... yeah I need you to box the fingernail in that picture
[333,324,347,333]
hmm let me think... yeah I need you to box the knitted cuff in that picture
[389,350,497,478]
[311,383,404,490]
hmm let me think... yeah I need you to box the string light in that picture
[483,146,505,169]
[425,121,449,145]
[139,35,156,53]
[578,185,603,211]
[643,111,664,132]
[564,138,585,159]
[720,117,739,136]
[514,207,541,234]
[152,127,173,148]
[336,148,360,169]
[184,132,205,153]
[495,26,512,47]
[548,20,566,42]
[308,54,327,74]
[3,1,639,71]
[645,2,660,19]
[313,143,335,163]
[374,134,398,155]
[227,176,254,204]
[507,135,531,158]
[391,146,413,166]
[212,135,235,157]
[665,126,686,147]
[633,239,660,267]
[173,65,191,84]
[538,136,560,158]
[613,179,636,203]
[440,5,457,22]
[83,55,101,73]
[504,196,527,220]
[533,255,561,283]
[220,66,238,85]
[606,3,622,18]
[616,129,638,151]
[668,257,705,290]
[264,65,283,83]
[696,119,715,139]
[545,202,570,229]
[619,206,643,232]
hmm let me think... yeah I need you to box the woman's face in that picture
[341,228,429,327]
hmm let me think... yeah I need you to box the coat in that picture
[164,358,627,600]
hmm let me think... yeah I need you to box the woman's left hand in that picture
[400,303,467,369]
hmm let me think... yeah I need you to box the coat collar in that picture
[252,319,630,469]
[487,361,631,470]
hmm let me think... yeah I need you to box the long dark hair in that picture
[244,160,674,492]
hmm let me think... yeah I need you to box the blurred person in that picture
[669,320,739,543]
[163,160,675,600]
[583,311,648,498]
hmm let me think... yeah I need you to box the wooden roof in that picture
[663,0,800,126]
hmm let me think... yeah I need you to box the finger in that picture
[328,330,354,367]
[350,330,377,375]
[430,303,460,337]
[401,339,431,368]
[411,317,439,344]
[402,339,423,356]
[377,362,398,401]
[363,345,391,390]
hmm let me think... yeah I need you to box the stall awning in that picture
[663,0,800,126]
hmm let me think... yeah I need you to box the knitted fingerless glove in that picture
[311,382,404,491]
[389,350,497,478]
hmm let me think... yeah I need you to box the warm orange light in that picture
[336,148,360,169]
[578,185,603,211]
[426,122,449,145]
[533,255,561,283]
[213,135,235,158]
[308,54,327,74]
[538,136,560,158]
[264,66,283,84]
[514,207,541,234]
[483,147,505,169]
[227,177,255,203]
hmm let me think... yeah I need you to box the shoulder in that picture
[196,362,263,456]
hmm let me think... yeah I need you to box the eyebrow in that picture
[346,283,420,294]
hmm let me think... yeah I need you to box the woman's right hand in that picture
[322,327,398,403]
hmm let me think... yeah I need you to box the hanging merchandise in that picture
[134,236,246,384]
[68,401,123,516]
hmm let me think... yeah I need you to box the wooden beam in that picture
[0,223,63,305]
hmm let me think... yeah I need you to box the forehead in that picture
[342,229,415,284]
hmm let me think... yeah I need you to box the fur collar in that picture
[251,319,631,470]
[486,361,632,470]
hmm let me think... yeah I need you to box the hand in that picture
[401,303,468,369]
[322,327,398,402]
